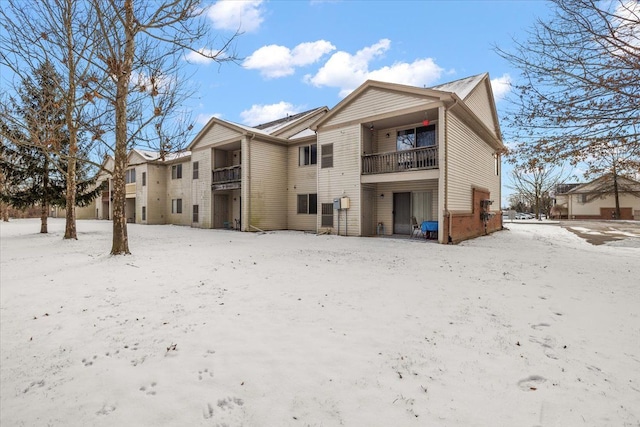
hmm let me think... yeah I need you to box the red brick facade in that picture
[445,187,501,244]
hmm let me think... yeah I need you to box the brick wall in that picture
[447,187,501,243]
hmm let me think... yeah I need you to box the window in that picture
[192,205,199,222]
[125,168,136,184]
[494,154,500,176]
[321,144,333,168]
[192,161,199,179]
[579,194,588,203]
[142,172,146,186]
[299,144,317,166]
[141,206,146,221]
[297,194,317,214]
[172,198,182,214]
[397,125,436,151]
[321,203,333,227]
[171,164,182,179]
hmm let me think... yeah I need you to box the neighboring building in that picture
[77,156,114,221]
[80,73,506,243]
[552,174,640,220]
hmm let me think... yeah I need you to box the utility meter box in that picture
[340,197,350,209]
[333,198,341,210]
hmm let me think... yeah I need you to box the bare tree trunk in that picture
[63,0,78,240]
[40,158,49,233]
[0,170,7,221]
[110,0,134,255]
[40,202,48,233]
[111,143,129,254]
[64,156,77,239]
[612,167,620,220]
[1,202,9,221]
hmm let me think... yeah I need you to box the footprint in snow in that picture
[518,375,546,391]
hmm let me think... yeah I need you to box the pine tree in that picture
[0,61,100,232]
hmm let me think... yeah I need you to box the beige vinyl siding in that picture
[446,113,500,211]
[569,193,640,216]
[191,148,212,228]
[323,88,430,128]
[146,164,167,224]
[464,82,498,138]
[135,164,148,223]
[127,151,148,167]
[248,141,288,230]
[287,141,318,231]
[166,160,191,226]
[317,124,361,235]
[372,180,439,235]
[191,123,241,150]
[76,201,97,219]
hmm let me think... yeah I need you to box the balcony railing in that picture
[212,165,241,184]
[362,146,438,175]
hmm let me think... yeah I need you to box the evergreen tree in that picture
[0,61,100,232]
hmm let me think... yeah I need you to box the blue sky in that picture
[185,0,552,130]
[183,0,554,207]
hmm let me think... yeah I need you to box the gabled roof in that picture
[254,107,327,136]
[566,174,640,194]
[310,79,449,131]
[310,73,503,149]
[128,149,190,165]
[188,108,326,150]
[430,73,486,100]
[555,183,581,195]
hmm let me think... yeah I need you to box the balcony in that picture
[212,165,241,190]
[362,146,438,175]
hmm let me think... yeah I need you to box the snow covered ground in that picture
[1,218,639,427]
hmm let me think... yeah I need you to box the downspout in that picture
[444,98,458,243]
[315,130,320,234]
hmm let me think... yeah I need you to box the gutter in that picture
[246,132,255,231]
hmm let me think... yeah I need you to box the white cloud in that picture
[184,48,226,65]
[491,73,512,101]
[612,1,640,52]
[304,39,444,97]
[243,40,336,78]
[240,101,303,126]
[207,0,264,33]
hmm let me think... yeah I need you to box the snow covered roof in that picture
[131,149,190,163]
[430,73,487,100]
[253,107,325,135]
[289,128,316,140]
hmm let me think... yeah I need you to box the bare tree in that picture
[85,0,238,255]
[497,0,639,176]
[1,0,104,239]
[508,163,572,219]
[2,0,239,253]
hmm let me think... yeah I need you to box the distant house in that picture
[76,156,113,221]
[79,73,506,243]
[552,174,640,220]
